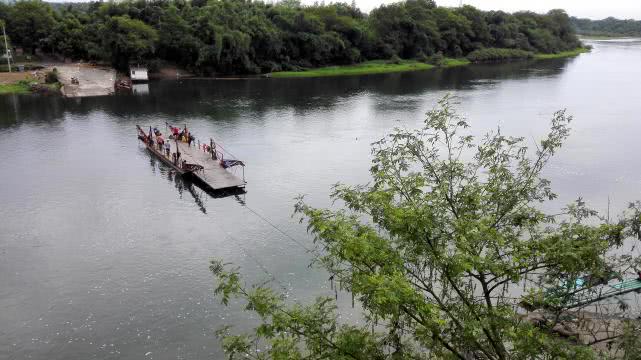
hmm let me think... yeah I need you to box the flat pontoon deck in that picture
[137,125,246,191]
[175,141,246,190]
[145,140,188,175]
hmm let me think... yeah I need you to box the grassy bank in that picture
[270,60,432,78]
[269,47,588,78]
[442,58,471,67]
[534,47,591,59]
[0,81,32,95]
[270,58,470,78]
[0,80,62,95]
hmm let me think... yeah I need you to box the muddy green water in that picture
[1,39,640,359]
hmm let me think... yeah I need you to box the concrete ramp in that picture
[56,64,116,97]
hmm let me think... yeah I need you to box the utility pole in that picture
[2,22,10,73]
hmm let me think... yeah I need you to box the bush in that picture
[346,48,362,64]
[415,51,429,63]
[466,48,534,63]
[146,59,161,73]
[386,54,402,65]
[261,61,281,73]
[427,51,445,66]
[45,68,59,84]
[281,63,303,72]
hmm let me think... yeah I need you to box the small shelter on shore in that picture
[130,67,148,82]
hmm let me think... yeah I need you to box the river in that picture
[1,39,640,359]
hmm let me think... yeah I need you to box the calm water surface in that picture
[1,39,641,359]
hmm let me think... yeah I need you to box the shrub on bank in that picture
[415,51,429,63]
[467,48,534,63]
[427,52,445,66]
[387,54,402,65]
[45,68,59,84]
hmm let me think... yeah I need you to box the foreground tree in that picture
[212,97,641,359]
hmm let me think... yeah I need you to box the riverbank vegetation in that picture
[271,46,586,78]
[0,80,32,95]
[271,60,431,78]
[465,46,590,63]
[0,80,61,95]
[212,96,641,359]
[0,70,37,94]
[572,16,641,37]
[0,69,61,95]
[0,0,583,76]
[466,47,534,62]
[270,58,471,78]
[534,47,591,59]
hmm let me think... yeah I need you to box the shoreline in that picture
[0,72,62,95]
[268,58,470,78]
[0,81,32,95]
[269,47,590,78]
[0,64,114,97]
[0,81,62,95]
[0,47,591,94]
[533,47,591,60]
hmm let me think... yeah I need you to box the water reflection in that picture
[145,150,246,210]
[132,83,150,95]
[0,93,66,129]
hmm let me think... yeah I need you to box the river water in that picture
[1,39,640,359]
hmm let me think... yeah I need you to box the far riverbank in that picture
[270,47,590,78]
[0,48,591,95]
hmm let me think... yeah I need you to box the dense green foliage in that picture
[466,46,587,63]
[572,17,641,37]
[212,97,641,359]
[102,16,159,69]
[0,0,582,74]
[466,47,533,62]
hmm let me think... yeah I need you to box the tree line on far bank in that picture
[0,0,582,74]
[571,16,641,37]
